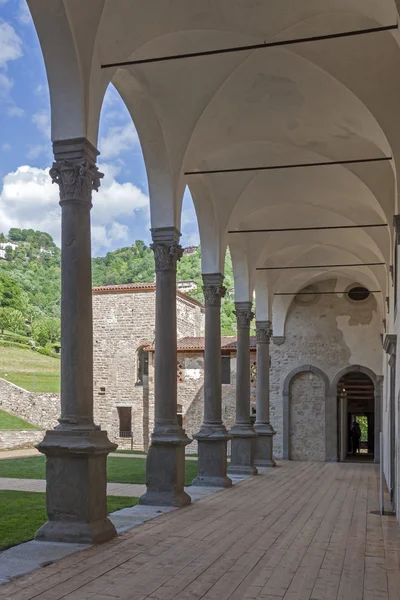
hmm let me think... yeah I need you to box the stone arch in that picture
[329,365,381,463]
[282,365,330,461]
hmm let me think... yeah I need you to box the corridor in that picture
[1,461,398,600]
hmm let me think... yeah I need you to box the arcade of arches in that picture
[18,0,400,553]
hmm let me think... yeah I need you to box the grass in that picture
[115,449,199,458]
[0,456,199,486]
[0,490,138,551]
[0,346,60,392]
[0,409,39,430]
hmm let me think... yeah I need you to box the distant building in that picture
[176,280,198,293]
[182,245,198,255]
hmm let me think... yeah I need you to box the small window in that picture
[137,347,149,385]
[347,287,370,301]
[221,356,231,384]
[117,407,132,437]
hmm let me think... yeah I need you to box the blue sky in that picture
[0,0,199,256]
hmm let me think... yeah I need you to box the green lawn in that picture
[0,456,199,486]
[0,346,60,392]
[0,491,137,551]
[0,409,39,430]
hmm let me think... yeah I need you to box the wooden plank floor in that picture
[1,461,399,600]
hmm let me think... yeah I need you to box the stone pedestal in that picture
[36,138,116,544]
[193,274,231,487]
[228,302,258,477]
[36,430,117,543]
[254,321,276,467]
[139,228,191,507]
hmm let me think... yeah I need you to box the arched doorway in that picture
[337,372,375,462]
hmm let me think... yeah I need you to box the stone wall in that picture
[0,378,59,430]
[92,288,204,449]
[289,372,325,461]
[270,279,382,459]
[0,430,45,451]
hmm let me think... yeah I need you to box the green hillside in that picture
[0,410,39,430]
[0,228,238,336]
[0,346,60,392]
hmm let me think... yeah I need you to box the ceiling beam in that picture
[101,24,397,68]
[186,156,391,176]
[229,223,388,234]
[257,262,386,271]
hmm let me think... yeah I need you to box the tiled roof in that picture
[144,335,257,352]
[92,283,204,308]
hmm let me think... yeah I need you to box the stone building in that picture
[92,283,204,449]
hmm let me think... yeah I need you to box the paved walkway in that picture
[0,477,145,497]
[0,449,197,461]
[1,461,399,599]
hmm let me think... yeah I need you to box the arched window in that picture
[137,346,149,385]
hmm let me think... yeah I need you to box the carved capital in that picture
[50,138,103,206]
[150,227,183,272]
[151,242,183,271]
[202,273,226,307]
[256,320,272,344]
[234,301,254,329]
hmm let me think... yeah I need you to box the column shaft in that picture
[254,321,275,467]
[228,302,257,476]
[36,138,116,544]
[193,274,231,487]
[139,227,191,507]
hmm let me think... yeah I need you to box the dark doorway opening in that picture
[337,372,375,462]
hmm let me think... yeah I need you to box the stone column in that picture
[254,321,276,467]
[139,227,191,507]
[228,302,258,476]
[36,138,117,544]
[193,274,231,487]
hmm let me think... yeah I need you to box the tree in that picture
[5,246,13,262]
[0,233,6,242]
[0,273,25,311]
[0,307,25,334]
[31,317,61,347]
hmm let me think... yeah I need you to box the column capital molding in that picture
[383,333,397,357]
[256,320,272,344]
[202,273,226,307]
[234,301,254,329]
[50,138,103,207]
[150,227,182,271]
[394,215,400,244]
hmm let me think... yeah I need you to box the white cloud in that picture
[1,143,11,151]
[99,122,139,160]
[0,164,150,254]
[0,20,23,67]
[27,143,49,160]
[7,105,24,117]
[0,72,12,96]
[32,110,50,139]
[17,0,31,25]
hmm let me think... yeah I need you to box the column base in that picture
[139,433,192,507]
[228,426,258,476]
[192,429,232,487]
[35,428,117,544]
[254,424,276,467]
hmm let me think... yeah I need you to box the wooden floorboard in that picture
[1,462,399,600]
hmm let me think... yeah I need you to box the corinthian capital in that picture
[234,301,254,329]
[202,273,226,307]
[256,320,272,344]
[151,227,183,272]
[50,138,103,206]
